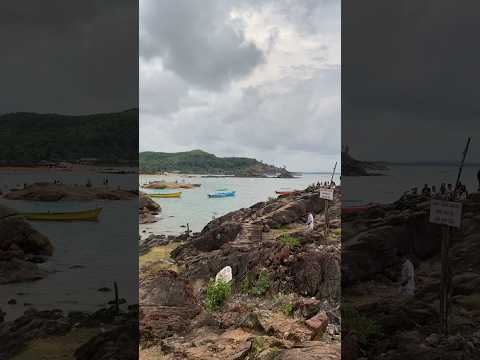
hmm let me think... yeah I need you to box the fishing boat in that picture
[275,190,299,196]
[21,207,103,221]
[342,202,379,214]
[208,190,236,198]
[148,192,182,198]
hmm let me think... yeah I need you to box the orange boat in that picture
[275,190,299,196]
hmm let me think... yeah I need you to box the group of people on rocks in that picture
[315,180,336,189]
[408,182,468,200]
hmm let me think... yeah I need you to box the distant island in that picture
[342,147,388,176]
[139,150,294,178]
[0,109,138,165]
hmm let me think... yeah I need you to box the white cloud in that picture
[140,0,340,171]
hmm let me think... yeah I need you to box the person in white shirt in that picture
[399,256,415,296]
[306,212,314,231]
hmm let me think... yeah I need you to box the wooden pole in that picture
[440,226,449,334]
[440,137,471,334]
[330,161,338,185]
[324,199,329,239]
[114,281,120,315]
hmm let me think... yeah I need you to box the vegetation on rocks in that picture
[139,149,292,177]
[278,234,301,248]
[205,279,232,312]
[0,109,137,163]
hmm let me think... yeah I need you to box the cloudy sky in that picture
[140,0,340,172]
[343,0,480,163]
[0,1,137,115]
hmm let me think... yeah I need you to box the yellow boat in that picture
[21,208,103,221]
[148,192,182,198]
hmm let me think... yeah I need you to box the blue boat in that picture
[208,190,236,198]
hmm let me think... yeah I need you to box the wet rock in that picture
[0,258,47,284]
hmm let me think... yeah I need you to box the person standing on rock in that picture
[306,212,314,231]
[399,256,415,296]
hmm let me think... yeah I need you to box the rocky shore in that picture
[4,182,136,201]
[0,205,53,284]
[342,192,480,359]
[139,192,161,224]
[0,305,138,359]
[139,187,341,359]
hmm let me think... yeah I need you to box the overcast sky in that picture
[343,0,480,163]
[0,1,137,115]
[140,0,340,172]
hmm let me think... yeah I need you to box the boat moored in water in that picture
[148,192,182,198]
[208,190,236,198]
[20,207,103,221]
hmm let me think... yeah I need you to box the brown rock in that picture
[305,311,329,340]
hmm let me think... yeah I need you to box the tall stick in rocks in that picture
[441,137,471,334]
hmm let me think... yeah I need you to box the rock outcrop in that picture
[0,205,53,284]
[140,187,341,359]
[4,182,136,201]
[139,192,161,224]
[342,192,480,359]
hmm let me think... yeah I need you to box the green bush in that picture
[342,304,382,343]
[205,279,232,312]
[278,234,300,248]
[281,303,294,317]
[251,271,270,297]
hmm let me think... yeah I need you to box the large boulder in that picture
[0,208,52,255]
[191,221,242,251]
[140,270,201,341]
[0,205,53,284]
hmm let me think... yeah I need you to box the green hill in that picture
[140,150,292,177]
[0,109,138,163]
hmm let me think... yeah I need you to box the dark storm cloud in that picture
[343,0,480,162]
[0,0,138,115]
[140,0,264,90]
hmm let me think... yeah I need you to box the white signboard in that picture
[429,200,463,228]
[319,188,334,201]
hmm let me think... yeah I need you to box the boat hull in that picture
[275,190,299,196]
[208,191,235,198]
[149,192,182,198]
[21,208,103,221]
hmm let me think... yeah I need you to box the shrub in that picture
[342,304,382,344]
[205,279,232,312]
[278,234,300,248]
[251,271,270,297]
[280,303,294,317]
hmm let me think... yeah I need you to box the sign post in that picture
[320,162,337,240]
[431,137,470,335]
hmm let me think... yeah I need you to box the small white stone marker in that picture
[215,266,233,283]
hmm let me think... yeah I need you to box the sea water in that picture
[140,173,340,236]
[0,170,138,320]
